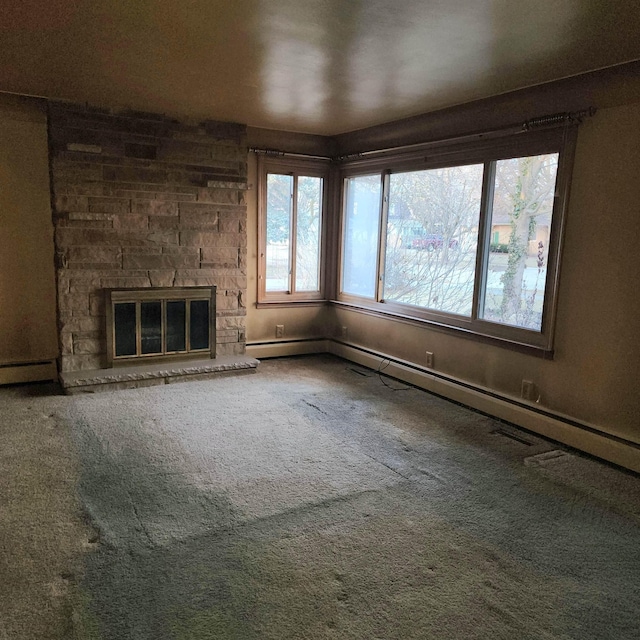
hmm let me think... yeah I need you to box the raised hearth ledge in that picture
[59,356,259,394]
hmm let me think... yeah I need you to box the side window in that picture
[342,175,382,298]
[264,173,293,292]
[258,157,328,303]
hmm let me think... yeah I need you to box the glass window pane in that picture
[189,299,210,351]
[383,164,484,316]
[140,301,162,354]
[266,173,293,292]
[114,302,137,357]
[481,153,559,331]
[295,176,323,292]
[342,175,382,298]
[166,300,186,352]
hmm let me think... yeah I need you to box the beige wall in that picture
[547,102,640,440]
[333,102,640,447]
[245,97,640,449]
[0,97,57,372]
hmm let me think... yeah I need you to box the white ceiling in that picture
[1,0,639,135]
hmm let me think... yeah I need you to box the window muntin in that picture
[259,157,328,303]
[337,130,574,351]
[342,175,382,298]
[383,164,483,316]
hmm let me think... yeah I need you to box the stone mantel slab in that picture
[59,356,259,394]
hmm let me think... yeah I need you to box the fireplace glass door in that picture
[107,287,215,365]
[166,300,187,352]
[141,301,163,354]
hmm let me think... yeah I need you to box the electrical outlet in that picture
[276,324,284,338]
[341,326,348,339]
[521,379,536,401]
[425,351,434,368]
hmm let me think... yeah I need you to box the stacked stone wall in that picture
[49,104,248,372]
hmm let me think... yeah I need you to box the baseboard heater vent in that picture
[491,428,535,446]
[328,340,640,474]
[348,367,371,377]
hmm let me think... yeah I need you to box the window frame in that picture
[336,126,578,352]
[257,155,330,305]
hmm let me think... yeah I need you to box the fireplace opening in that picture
[106,287,216,366]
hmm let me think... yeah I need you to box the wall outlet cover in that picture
[521,379,536,401]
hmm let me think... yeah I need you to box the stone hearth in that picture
[59,355,259,394]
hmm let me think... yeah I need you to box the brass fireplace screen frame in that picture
[105,287,216,367]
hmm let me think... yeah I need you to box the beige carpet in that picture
[2,355,639,639]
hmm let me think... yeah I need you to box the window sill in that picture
[256,299,328,309]
[330,299,555,358]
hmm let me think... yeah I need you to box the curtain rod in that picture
[334,108,595,161]
[249,148,332,160]
[251,108,595,162]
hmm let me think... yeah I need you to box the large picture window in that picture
[338,128,576,350]
[258,157,329,303]
[383,164,484,316]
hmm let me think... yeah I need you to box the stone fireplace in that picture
[48,103,257,391]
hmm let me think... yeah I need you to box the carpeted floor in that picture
[2,354,640,639]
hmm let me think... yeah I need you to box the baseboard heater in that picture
[246,339,329,359]
[0,359,57,385]
[245,337,639,473]
[327,341,640,474]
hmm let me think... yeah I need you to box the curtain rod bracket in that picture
[522,107,597,131]
[250,148,286,157]
[333,153,364,162]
